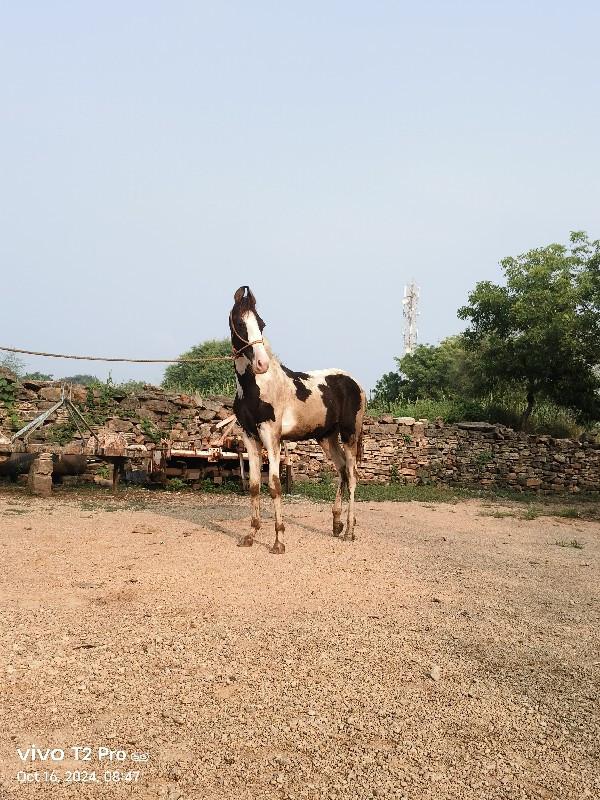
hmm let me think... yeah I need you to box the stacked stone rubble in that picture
[27,452,53,497]
[0,371,598,494]
[0,372,234,450]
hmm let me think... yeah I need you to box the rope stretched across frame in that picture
[0,345,233,364]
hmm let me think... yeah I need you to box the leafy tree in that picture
[0,353,25,377]
[371,371,406,407]
[23,371,54,381]
[458,231,600,430]
[372,337,485,406]
[60,374,99,386]
[396,337,482,401]
[162,338,234,394]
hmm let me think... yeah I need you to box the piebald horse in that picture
[230,286,366,554]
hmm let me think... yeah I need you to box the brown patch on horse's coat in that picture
[234,366,276,437]
[276,372,363,445]
[281,365,312,402]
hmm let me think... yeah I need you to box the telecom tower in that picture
[402,281,419,355]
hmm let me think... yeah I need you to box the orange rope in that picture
[0,345,233,364]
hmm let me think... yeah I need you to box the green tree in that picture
[371,371,406,407]
[162,338,234,394]
[0,353,25,377]
[458,231,600,430]
[383,336,485,403]
[60,374,99,386]
[23,371,54,381]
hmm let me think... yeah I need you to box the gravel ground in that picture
[0,485,598,800]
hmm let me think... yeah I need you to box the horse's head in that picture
[230,286,271,375]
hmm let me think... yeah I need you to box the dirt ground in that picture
[0,485,598,800]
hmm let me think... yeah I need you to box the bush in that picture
[366,395,583,437]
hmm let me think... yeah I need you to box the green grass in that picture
[479,510,517,519]
[4,473,597,519]
[552,507,582,519]
[554,538,585,549]
[292,478,489,504]
[288,479,600,518]
[165,477,189,492]
[480,504,597,521]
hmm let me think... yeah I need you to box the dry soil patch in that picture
[0,487,598,800]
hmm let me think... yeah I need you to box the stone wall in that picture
[1,370,598,494]
[0,369,234,450]
[288,417,600,494]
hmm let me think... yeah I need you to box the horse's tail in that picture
[357,425,364,463]
[356,389,366,463]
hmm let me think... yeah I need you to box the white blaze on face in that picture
[244,311,270,374]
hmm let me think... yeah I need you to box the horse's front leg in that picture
[260,427,285,554]
[238,434,262,547]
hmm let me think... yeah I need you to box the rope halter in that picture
[229,311,265,358]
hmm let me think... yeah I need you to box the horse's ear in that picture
[234,286,246,304]
[233,286,257,309]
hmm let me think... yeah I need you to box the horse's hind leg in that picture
[319,435,347,537]
[238,435,262,547]
[343,443,358,541]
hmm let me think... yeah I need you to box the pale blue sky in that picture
[1,1,599,393]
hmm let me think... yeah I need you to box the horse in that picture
[229,285,366,554]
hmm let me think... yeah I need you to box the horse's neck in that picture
[236,355,286,401]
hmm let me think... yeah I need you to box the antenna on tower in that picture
[402,281,419,355]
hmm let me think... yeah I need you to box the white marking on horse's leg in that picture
[239,434,262,547]
[343,444,358,541]
[260,427,285,554]
[320,435,346,536]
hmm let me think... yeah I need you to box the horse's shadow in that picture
[200,519,274,552]
[156,504,333,549]
[155,506,279,552]
[286,518,335,538]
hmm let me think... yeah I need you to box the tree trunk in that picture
[519,387,535,431]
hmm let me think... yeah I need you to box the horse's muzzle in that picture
[253,357,270,375]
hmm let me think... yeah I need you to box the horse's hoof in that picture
[342,533,356,542]
[237,535,254,547]
[270,541,285,555]
[333,521,344,537]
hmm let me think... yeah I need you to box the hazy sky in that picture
[2,1,599,394]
